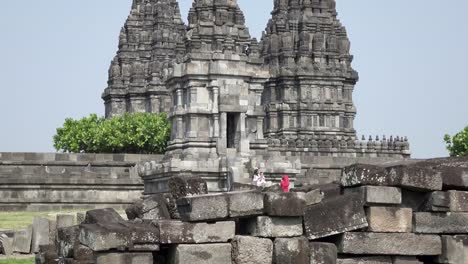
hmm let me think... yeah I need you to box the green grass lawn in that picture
[0,210,127,230]
[0,258,34,264]
[0,211,82,230]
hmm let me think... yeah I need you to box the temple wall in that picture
[0,153,163,211]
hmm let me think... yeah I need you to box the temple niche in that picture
[106,0,410,192]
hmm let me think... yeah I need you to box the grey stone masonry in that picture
[304,193,368,239]
[264,192,306,216]
[32,217,50,253]
[0,234,13,256]
[424,191,468,212]
[310,242,337,264]
[177,193,229,222]
[337,256,392,264]
[414,212,468,234]
[231,236,273,264]
[95,252,153,264]
[344,186,402,206]
[227,191,264,218]
[342,164,443,192]
[273,237,310,264]
[336,232,442,256]
[366,207,412,233]
[392,257,423,264]
[102,0,186,117]
[171,243,232,264]
[244,216,303,238]
[156,220,235,244]
[435,236,466,264]
[13,225,32,253]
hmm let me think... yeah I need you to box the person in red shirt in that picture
[280,175,290,192]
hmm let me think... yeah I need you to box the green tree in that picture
[53,113,170,154]
[444,126,468,157]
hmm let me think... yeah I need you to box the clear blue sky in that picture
[0,0,467,158]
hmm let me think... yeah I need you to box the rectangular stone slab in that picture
[31,217,50,253]
[392,256,423,264]
[366,207,412,233]
[337,256,392,264]
[156,220,235,244]
[336,232,442,256]
[226,191,264,217]
[342,164,443,192]
[95,252,153,264]
[244,216,303,238]
[79,224,130,251]
[264,192,306,216]
[434,236,466,264]
[171,243,232,264]
[414,212,468,233]
[177,193,228,221]
[274,237,310,264]
[424,190,468,212]
[345,186,401,205]
[309,242,337,264]
[13,225,32,253]
[231,236,273,264]
[304,193,368,239]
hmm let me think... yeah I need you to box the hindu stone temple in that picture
[103,0,411,193]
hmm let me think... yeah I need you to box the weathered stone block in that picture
[264,192,306,216]
[79,224,129,251]
[126,194,170,220]
[389,165,443,192]
[73,244,94,262]
[392,257,423,264]
[177,193,228,221]
[274,237,309,264]
[168,176,208,200]
[337,256,392,264]
[36,244,59,264]
[95,252,153,264]
[171,243,231,264]
[424,191,468,212]
[32,217,50,253]
[232,236,273,264]
[0,234,13,256]
[342,164,443,192]
[157,220,235,244]
[57,214,76,229]
[304,194,367,239]
[434,236,465,264]
[366,207,412,233]
[309,242,337,264]
[83,208,125,225]
[227,191,264,217]
[336,232,442,256]
[57,226,80,258]
[304,189,324,205]
[244,216,303,238]
[13,225,32,253]
[414,212,468,234]
[345,186,401,205]
[292,183,341,200]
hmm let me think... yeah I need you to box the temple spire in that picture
[102,0,186,118]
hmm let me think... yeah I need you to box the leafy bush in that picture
[444,126,468,157]
[53,113,170,154]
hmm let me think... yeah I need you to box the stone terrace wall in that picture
[0,153,163,211]
[34,156,468,264]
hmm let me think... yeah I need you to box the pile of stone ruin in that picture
[28,156,468,264]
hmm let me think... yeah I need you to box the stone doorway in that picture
[227,113,239,149]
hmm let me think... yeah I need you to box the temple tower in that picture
[142,0,278,192]
[102,0,186,117]
[261,0,359,146]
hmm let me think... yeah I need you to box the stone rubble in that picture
[27,158,468,263]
